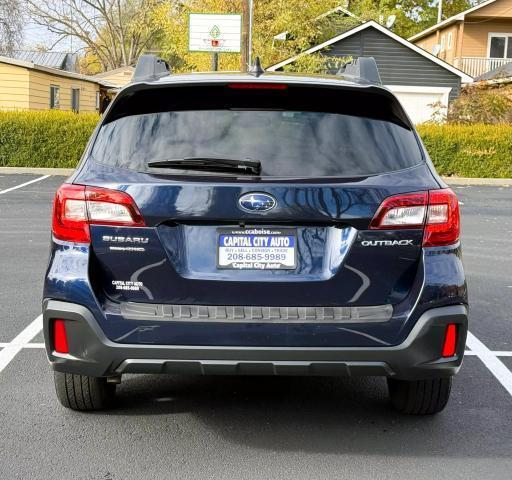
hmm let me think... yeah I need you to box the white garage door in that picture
[386,85,452,124]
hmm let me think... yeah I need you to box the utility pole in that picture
[437,0,443,23]
[241,0,250,71]
[248,0,253,66]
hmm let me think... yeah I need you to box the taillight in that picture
[369,188,460,247]
[85,187,145,226]
[423,189,460,247]
[370,192,427,229]
[52,184,90,243]
[53,319,69,354]
[52,184,145,243]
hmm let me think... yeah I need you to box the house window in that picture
[50,85,60,109]
[489,34,512,58]
[96,91,100,110]
[440,35,446,52]
[71,88,80,113]
[447,32,453,50]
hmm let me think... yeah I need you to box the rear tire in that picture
[387,377,452,414]
[54,372,116,411]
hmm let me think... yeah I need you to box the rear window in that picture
[91,84,423,178]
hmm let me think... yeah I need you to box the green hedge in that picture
[417,124,512,178]
[0,111,510,178]
[0,110,99,168]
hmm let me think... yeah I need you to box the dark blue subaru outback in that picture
[43,56,468,414]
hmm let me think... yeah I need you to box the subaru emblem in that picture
[238,193,276,213]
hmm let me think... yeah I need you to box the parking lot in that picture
[0,173,511,479]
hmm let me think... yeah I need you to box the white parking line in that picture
[0,343,45,348]
[0,315,43,373]
[0,175,50,195]
[0,325,511,399]
[466,331,512,396]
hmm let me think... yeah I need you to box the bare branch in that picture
[0,0,23,54]
[24,0,162,70]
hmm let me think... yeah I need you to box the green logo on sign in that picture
[210,25,221,38]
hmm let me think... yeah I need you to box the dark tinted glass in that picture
[92,108,422,177]
[490,36,506,58]
[93,83,423,177]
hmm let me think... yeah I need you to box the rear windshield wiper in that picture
[147,157,261,175]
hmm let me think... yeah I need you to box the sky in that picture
[23,22,74,52]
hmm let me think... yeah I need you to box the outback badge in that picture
[238,193,276,212]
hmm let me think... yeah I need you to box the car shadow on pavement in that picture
[106,366,512,459]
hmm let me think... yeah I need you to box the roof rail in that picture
[337,56,381,84]
[132,54,171,83]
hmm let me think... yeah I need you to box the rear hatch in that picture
[75,78,439,345]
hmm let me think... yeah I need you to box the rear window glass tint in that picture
[91,84,423,178]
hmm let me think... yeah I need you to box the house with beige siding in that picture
[410,0,512,78]
[94,66,135,88]
[0,56,114,112]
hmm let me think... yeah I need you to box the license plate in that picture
[217,228,297,270]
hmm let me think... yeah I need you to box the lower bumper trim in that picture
[43,300,468,380]
[116,359,394,377]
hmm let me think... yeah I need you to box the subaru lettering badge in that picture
[238,193,276,212]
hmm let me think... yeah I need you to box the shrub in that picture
[417,124,512,178]
[448,87,512,124]
[0,111,510,178]
[0,110,99,168]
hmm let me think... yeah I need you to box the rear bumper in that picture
[43,300,468,380]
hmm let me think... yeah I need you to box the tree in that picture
[25,0,164,71]
[151,0,357,72]
[396,0,473,38]
[0,0,23,55]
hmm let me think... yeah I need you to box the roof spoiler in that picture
[337,56,381,84]
[132,54,171,83]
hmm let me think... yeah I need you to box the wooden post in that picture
[241,0,250,72]
[211,52,219,71]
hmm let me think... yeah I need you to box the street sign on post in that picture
[189,13,242,53]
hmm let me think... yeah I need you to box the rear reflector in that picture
[52,184,145,243]
[441,324,458,357]
[53,319,69,354]
[228,83,288,90]
[370,188,460,247]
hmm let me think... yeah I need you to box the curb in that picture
[0,167,511,186]
[0,167,75,176]
[441,176,511,186]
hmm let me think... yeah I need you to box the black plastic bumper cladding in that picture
[43,300,468,381]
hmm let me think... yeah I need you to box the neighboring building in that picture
[94,66,135,88]
[475,60,512,80]
[12,51,79,72]
[268,21,473,124]
[0,56,114,113]
[410,0,512,78]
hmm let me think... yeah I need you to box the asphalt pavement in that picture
[0,174,511,480]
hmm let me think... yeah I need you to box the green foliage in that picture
[282,53,351,73]
[395,0,472,38]
[0,111,99,168]
[0,112,510,179]
[448,86,512,124]
[152,0,349,72]
[417,124,512,178]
